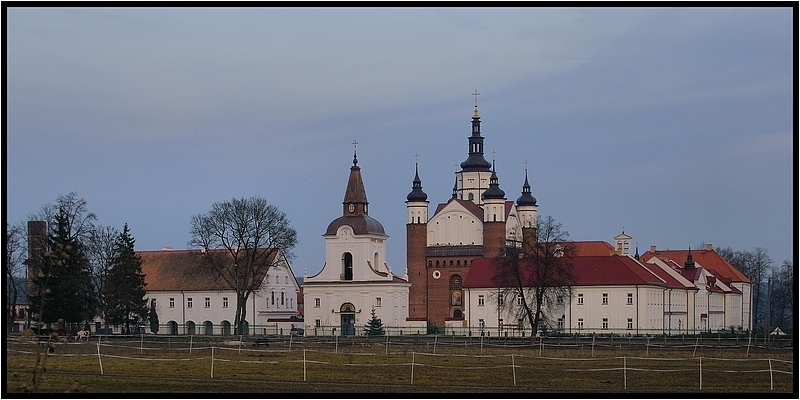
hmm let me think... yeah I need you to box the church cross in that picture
[414,153,419,164]
[352,140,358,151]
[473,89,480,106]
[523,159,529,170]
[491,149,496,163]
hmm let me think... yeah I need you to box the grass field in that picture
[5,335,794,393]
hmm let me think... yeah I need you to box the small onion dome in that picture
[406,164,428,202]
[482,169,506,200]
[516,170,537,206]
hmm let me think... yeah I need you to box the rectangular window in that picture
[556,296,564,305]
[602,318,608,329]
[602,293,608,305]
[627,318,633,330]
[627,293,633,305]
[376,297,382,307]
[577,293,584,305]
[557,318,564,330]
[285,276,288,284]
[478,295,485,307]
[222,297,228,308]
[315,298,321,308]
[204,297,210,308]
[517,295,524,306]
[169,298,175,308]
[498,294,504,306]
[281,292,285,306]
[479,319,485,328]
[187,298,193,308]
[271,292,275,306]
[578,318,583,330]
[275,276,279,284]
[315,319,321,328]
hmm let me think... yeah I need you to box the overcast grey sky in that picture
[6,7,794,277]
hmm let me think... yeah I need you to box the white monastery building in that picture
[139,248,302,335]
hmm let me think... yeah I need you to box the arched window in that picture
[453,309,463,319]
[435,260,440,267]
[450,274,463,306]
[449,275,462,290]
[374,252,379,269]
[468,193,474,201]
[343,252,353,280]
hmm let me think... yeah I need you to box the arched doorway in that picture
[221,321,231,336]
[204,321,213,335]
[186,321,196,335]
[168,321,178,335]
[340,303,356,335]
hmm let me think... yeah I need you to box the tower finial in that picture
[473,89,480,106]
[352,140,359,166]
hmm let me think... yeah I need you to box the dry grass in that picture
[5,336,793,393]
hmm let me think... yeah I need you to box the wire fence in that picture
[6,335,794,392]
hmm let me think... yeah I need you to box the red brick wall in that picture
[483,221,505,259]
[406,223,428,320]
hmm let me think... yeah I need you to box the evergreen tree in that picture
[105,224,148,334]
[28,208,96,332]
[364,308,385,336]
[148,298,159,334]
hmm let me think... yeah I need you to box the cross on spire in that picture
[352,140,358,151]
[491,149,496,163]
[414,153,419,164]
[523,159,529,170]
[473,89,480,106]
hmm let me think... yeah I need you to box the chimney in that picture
[706,243,713,251]
[649,245,656,253]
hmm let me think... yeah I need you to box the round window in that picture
[432,270,441,279]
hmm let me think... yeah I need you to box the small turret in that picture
[684,247,696,270]
[406,163,428,202]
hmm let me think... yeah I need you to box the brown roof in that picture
[138,249,277,291]
[640,248,750,284]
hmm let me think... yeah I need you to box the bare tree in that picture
[769,260,793,332]
[493,215,575,341]
[6,223,27,333]
[29,192,96,243]
[85,225,119,334]
[189,197,297,335]
[717,246,774,331]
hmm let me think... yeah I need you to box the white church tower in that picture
[303,145,410,336]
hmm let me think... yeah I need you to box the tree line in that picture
[713,246,793,334]
[6,192,150,335]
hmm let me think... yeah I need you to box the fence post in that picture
[289,332,293,352]
[692,335,699,358]
[511,353,516,386]
[335,335,338,354]
[211,346,214,378]
[539,336,543,357]
[434,335,437,354]
[592,334,595,358]
[646,336,650,357]
[746,333,752,357]
[623,356,627,390]
[239,335,243,355]
[190,334,193,355]
[386,333,389,355]
[96,337,104,375]
[303,349,307,382]
[769,358,773,391]
[699,356,702,390]
[140,334,144,354]
[411,351,415,385]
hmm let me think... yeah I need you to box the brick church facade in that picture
[406,101,539,328]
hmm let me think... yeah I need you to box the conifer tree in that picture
[364,308,385,336]
[28,208,95,332]
[105,224,148,334]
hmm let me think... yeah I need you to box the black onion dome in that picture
[516,170,537,206]
[482,169,506,200]
[406,164,428,202]
[325,215,386,236]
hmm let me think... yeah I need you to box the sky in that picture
[5,7,795,279]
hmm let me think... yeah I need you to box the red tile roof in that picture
[572,241,615,256]
[463,254,678,289]
[640,248,750,284]
[138,249,277,291]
